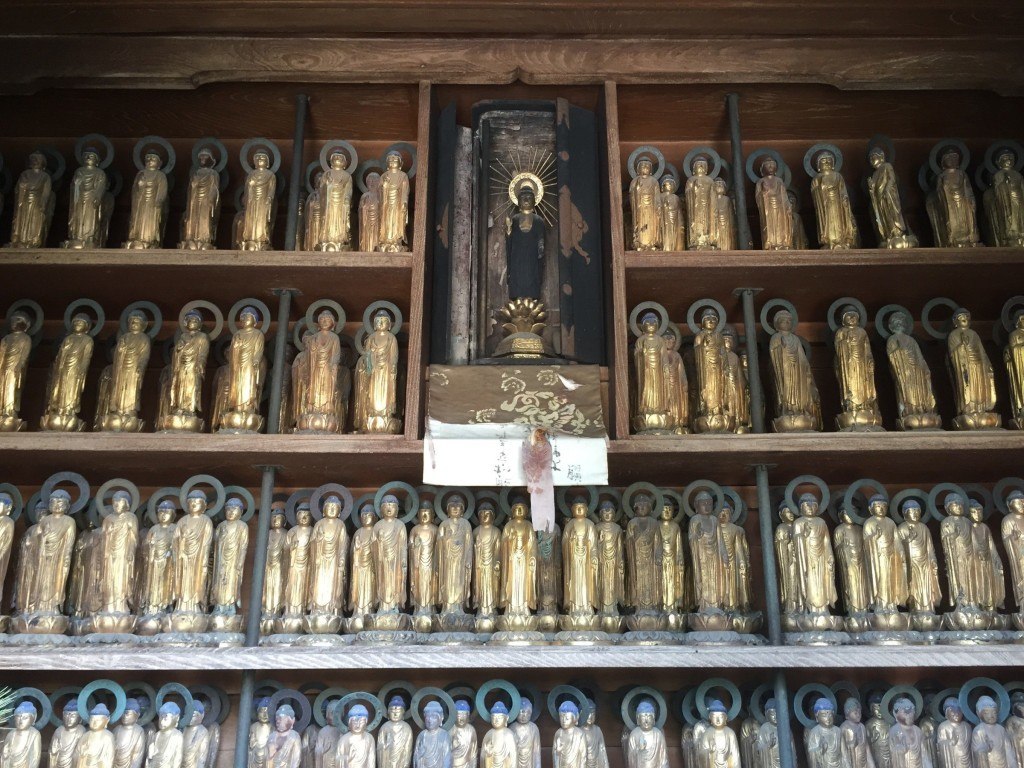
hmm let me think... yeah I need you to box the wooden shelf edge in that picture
[0,248,413,271]
[2,642,1022,672]
[623,247,1024,270]
[0,433,422,454]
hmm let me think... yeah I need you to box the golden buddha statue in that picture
[833,506,870,631]
[861,495,909,630]
[699,702,741,768]
[354,308,402,434]
[693,307,732,434]
[896,499,942,630]
[1006,311,1024,429]
[1003,491,1024,628]
[248,700,272,768]
[413,701,452,768]
[315,702,342,768]
[0,493,15,627]
[625,493,665,631]
[41,311,96,432]
[12,489,77,634]
[632,310,671,434]
[719,503,756,631]
[758,699,795,768]
[629,155,662,251]
[316,150,354,252]
[865,697,892,768]
[481,704,517,768]
[930,147,982,248]
[66,514,101,633]
[348,504,377,633]
[790,190,810,250]
[305,495,349,634]
[261,508,287,634]
[181,707,210,768]
[947,308,1001,430]
[594,501,625,633]
[92,489,140,633]
[939,492,982,627]
[792,493,841,632]
[685,155,716,250]
[267,706,301,768]
[1005,695,1024,768]
[276,503,313,635]
[712,178,737,250]
[562,497,599,630]
[125,147,171,250]
[510,700,540,768]
[985,147,1024,247]
[7,152,56,248]
[837,700,874,768]
[659,175,685,252]
[498,499,539,632]
[626,701,668,768]
[552,702,587,768]
[377,698,413,768]
[358,172,383,253]
[371,494,411,630]
[866,145,918,249]
[657,497,686,629]
[969,501,1005,626]
[807,147,858,249]
[882,310,940,430]
[209,497,249,632]
[806,700,842,768]
[379,151,411,253]
[775,503,800,626]
[97,311,153,433]
[582,701,608,768]
[73,706,116,768]
[334,705,374,768]
[218,306,266,433]
[240,148,278,251]
[722,327,750,434]
[147,703,183,768]
[889,700,930,768]
[296,309,343,434]
[473,502,502,632]
[936,697,971,768]
[137,500,177,635]
[0,310,34,432]
[767,309,820,433]
[662,327,690,434]
[158,307,213,433]
[4,701,41,768]
[179,144,223,250]
[536,521,561,633]
[52,701,86,768]
[166,489,215,633]
[63,145,111,249]
[436,494,474,630]
[409,501,438,634]
[450,702,477,768]
[687,492,727,631]
[754,156,793,250]
[833,305,883,431]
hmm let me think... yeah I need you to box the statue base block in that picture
[293,634,355,648]
[620,630,686,646]
[537,611,558,633]
[730,611,762,634]
[694,414,733,434]
[260,633,306,647]
[296,412,340,434]
[952,412,1003,430]
[559,613,601,632]
[96,412,144,433]
[355,630,418,645]
[430,632,487,646]
[853,630,925,646]
[217,410,264,434]
[81,632,139,647]
[39,413,87,432]
[411,612,435,634]
[497,613,539,632]
[688,610,730,632]
[772,414,817,433]
[553,630,614,646]
[151,631,243,647]
[345,615,370,634]
[136,614,166,636]
[689,630,764,646]
[489,630,547,646]
[0,616,8,633]
[598,613,625,634]
[209,613,243,633]
[163,611,209,634]
[475,614,497,633]
[625,610,669,632]
[844,613,872,633]
[10,612,69,635]
[0,416,25,432]
[935,629,1010,645]
[910,611,943,631]
[795,612,845,633]
[156,412,204,432]
[275,616,306,635]
[836,410,884,432]
[372,611,413,631]
[3,632,75,647]
[899,413,943,431]
[435,610,475,633]
[304,614,344,634]
[785,631,851,646]
[869,610,911,631]
[944,607,994,631]
[70,617,94,636]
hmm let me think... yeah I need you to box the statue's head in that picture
[953,308,971,329]
[660,500,675,522]
[798,493,819,518]
[380,494,400,520]
[82,149,100,168]
[126,311,147,334]
[944,493,965,518]
[317,310,336,331]
[700,308,719,331]
[49,489,71,516]
[778,502,795,523]
[693,157,709,177]
[839,508,855,526]
[558,701,579,729]
[902,499,922,523]
[478,502,495,525]
[187,490,208,516]
[330,152,348,171]
[718,504,733,524]
[367,171,382,191]
[373,310,393,333]
[636,158,653,177]
[713,177,728,195]
[572,496,589,519]
[489,701,508,729]
[893,698,916,726]
[9,311,30,332]
[112,489,132,516]
[71,313,91,334]
[423,701,444,730]
[841,307,861,329]
[1012,692,1024,719]
[297,503,313,527]
[511,500,528,520]
[941,149,960,171]
[759,158,777,177]
[599,500,617,523]
[27,151,46,171]
[843,699,862,724]
[867,494,887,518]
[62,699,81,727]
[13,702,37,730]
[518,699,533,724]
[816,151,836,173]
[388,696,406,723]
[253,151,270,170]
[89,704,110,731]
[632,493,652,518]
[661,176,677,194]
[640,312,658,335]
[1008,491,1024,516]
[274,704,295,733]
[322,495,342,520]
[158,702,180,730]
[225,497,244,521]
[240,307,259,329]
[585,700,596,726]
[358,503,375,528]
[144,152,162,171]
[694,491,713,517]
[183,310,203,332]
[347,704,368,734]
[455,699,471,726]
[722,328,736,351]
[943,698,963,723]
[773,309,793,333]
[869,146,886,169]
[445,494,466,519]
[270,509,286,529]
[707,700,728,728]
[968,501,984,523]
[813,699,834,728]
[191,702,205,727]
[636,700,656,730]
[385,151,402,171]
[417,501,434,525]
[256,698,271,723]
[197,148,215,168]
[887,311,910,335]
[997,150,1017,170]
[0,493,11,517]
[766,699,778,725]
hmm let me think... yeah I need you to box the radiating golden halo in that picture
[508,172,544,206]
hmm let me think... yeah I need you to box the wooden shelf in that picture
[0,249,412,317]
[3,643,1023,673]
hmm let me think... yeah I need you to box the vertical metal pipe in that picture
[774,672,798,768]
[726,93,753,250]
[756,463,783,645]
[232,670,256,768]
[242,465,277,646]
[739,288,766,434]
[284,93,309,251]
[267,289,294,435]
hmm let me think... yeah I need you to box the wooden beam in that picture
[1,36,1022,94]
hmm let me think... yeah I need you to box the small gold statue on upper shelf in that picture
[371,494,412,631]
[712,177,737,251]
[295,304,345,434]
[277,502,313,635]
[218,303,267,434]
[157,302,219,433]
[831,302,883,432]
[6,151,56,249]
[659,173,685,252]
[409,499,439,634]
[435,492,474,632]
[96,306,159,433]
[806,145,859,250]
[63,136,114,250]
[630,304,671,435]
[833,502,870,632]
[775,502,800,627]
[789,189,810,250]
[1004,304,1024,430]
[260,506,287,634]
[348,504,377,633]
[239,141,280,252]
[750,151,793,251]
[561,496,599,631]
[552,702,587,768]
[659,496,687,631]
[41,303,100,433]
[790,489,844,635]
[685,150,718,251]
[946,307,1001,430]
[74,705,116,768]
[136,499,177,635]
[926,142,982,248]
[498,498,539,633]
[316,143,356,252]
[359,172,383,254]
[0,304,38,432]
[878,307,940,431]
[722,326,750,434]
[354,304,402,435]
[594,500,625,634]
[208,496,250,633]
[688,491,729,632]
[165,487,215,634]
[473,501,501,633]
[692,302,733,434]
[124,138,174,250]
[865,139,918,249]
[663,325,690,435]
[625,491,666,632]
[305,493,349,634]
[303,164,324,253]
[379,150,412,253]
[628,147,664,252]
[983,142,1024,248]
[765,304,820,433]
[179,140,225,251]
[896,499,942,631]
[92,487,140,634]
[861,495,909,631]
